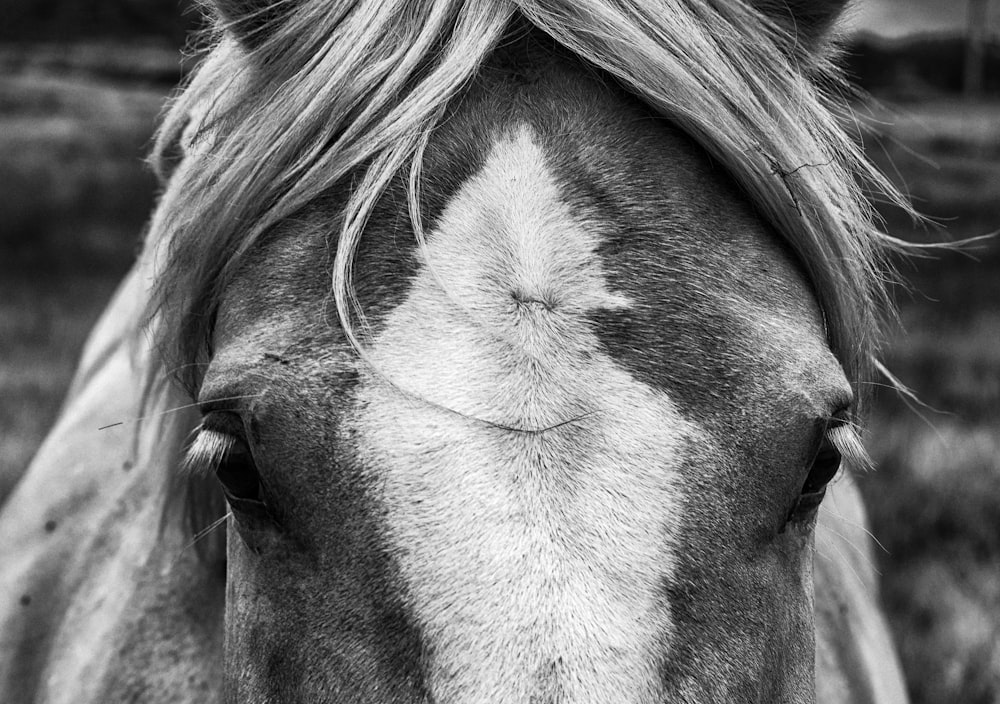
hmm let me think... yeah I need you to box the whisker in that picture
[191,512,230,546]
[815,532,871,598]
[872,359,953,444]
[172,511,231,568]
[822,501,891,556]
[816,521,881,577]
[98,394,260,431]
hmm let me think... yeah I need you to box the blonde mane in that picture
[145,0,908,408]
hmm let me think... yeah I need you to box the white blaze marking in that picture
[351,127,703,703]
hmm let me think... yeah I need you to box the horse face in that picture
[194,51,852,704]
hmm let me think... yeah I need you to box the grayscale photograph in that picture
[1,0,997,702]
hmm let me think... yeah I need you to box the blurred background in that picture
[0,1,997,701]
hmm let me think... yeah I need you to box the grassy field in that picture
[0,51,169,499]
[855,98,1000,704]
[0,48,997,703]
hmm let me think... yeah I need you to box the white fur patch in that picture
[351,127,702,703]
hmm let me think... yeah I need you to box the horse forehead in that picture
[214,114,836,420]
[388,116,836,416]
[347,121,838,479]
[338,125,833,702]
[214,31,832,402]
[349,124,699,704]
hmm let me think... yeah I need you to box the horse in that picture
[0,1,913,701]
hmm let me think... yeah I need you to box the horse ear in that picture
[212,0,285,50]
[748,0,850,49]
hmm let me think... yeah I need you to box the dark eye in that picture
[187,413,283,547]
[208,435,280,529]
[216,438,266,506]
[787,428,843,523]
[801,438,841,496]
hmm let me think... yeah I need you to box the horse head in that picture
[145,1,905,701]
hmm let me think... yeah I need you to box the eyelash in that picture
[183,427,236,478]
[825,421,871,471]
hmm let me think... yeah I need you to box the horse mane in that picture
[145,0,909,410]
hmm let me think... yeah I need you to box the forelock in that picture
[144,0,908,410]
